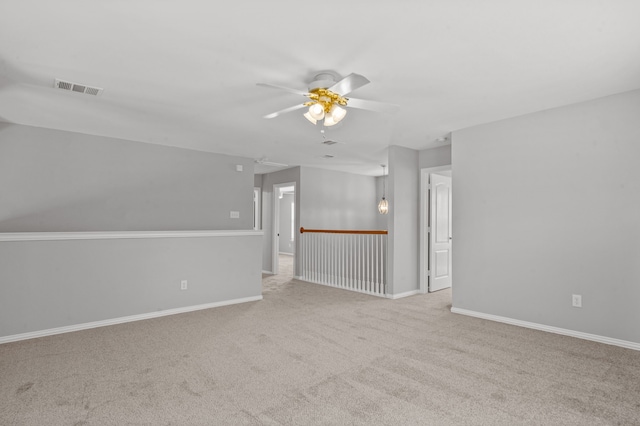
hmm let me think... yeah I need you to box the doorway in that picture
[272,182,296,276]
[420,167,453,293]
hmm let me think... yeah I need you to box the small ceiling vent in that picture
[54,79,103,96]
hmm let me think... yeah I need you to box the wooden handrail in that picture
[300,227,388,235]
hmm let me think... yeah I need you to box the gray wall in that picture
[0,123,262,340]
[419,144,452,169]
[0,123,254,231]
[0,234,262,338]
[254,174,263,189]
[387,145,420,296]
[452,89,640,344]
[278,193,295,254]
[300,167,379,229]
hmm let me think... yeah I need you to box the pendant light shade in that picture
[378,197,388,214]
[378,164,388,215]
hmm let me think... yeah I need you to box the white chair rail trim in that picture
[0,230,263,242]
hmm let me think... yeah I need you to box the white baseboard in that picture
[262,270,274,274]
[387,290,421,300]
[0,295,263,345]
[298,277,387,298]
[451,307,640,352]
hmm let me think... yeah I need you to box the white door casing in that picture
[419,166,451,293]
[272,182,296,275]
[429,173,452,292]
[253,187,261,230]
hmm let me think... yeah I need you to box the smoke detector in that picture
[54,79,103,96]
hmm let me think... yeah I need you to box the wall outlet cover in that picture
[572,294,582,308]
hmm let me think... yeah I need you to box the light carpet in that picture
[1,269,640,425]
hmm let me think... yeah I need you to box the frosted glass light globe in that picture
[323,115,337,126]
[378,197,389,214]
[330,105,347,123]
[308,103,325,120]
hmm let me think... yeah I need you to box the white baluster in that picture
[369,235,373,293]
[339,235,342,288]
[348,234,352,289]
[358,234,362,292]
[313,233,317,283]
[365,234,369,293]
[382,235,386,294]
[375,234,379,294]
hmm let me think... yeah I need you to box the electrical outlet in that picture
[230,211,240,219]
[181,280,188,290]
[572,294,582,308]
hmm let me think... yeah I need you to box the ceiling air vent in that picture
[54,79,103,96]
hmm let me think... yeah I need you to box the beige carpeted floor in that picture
[2,258,640,425]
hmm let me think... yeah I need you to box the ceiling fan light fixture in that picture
[308,103,325,120]
[259,73,397,125]
[303,111,317,125]
[330,105,346,123]
[323,114,337,126]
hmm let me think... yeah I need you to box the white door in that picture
[429,173,452,292]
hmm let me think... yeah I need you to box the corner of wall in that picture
[387,146,420,296]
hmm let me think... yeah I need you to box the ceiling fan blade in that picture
[346,97,400,114]
[257,83,310,96]
[263,103,307,119]
[328,73,370,96]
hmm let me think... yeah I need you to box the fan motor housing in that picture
[308,71,340,91]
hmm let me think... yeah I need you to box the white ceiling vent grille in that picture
[55,79,103,96]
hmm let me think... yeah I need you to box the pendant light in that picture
[378,164,388,214]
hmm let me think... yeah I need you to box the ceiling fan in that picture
[255,157,288,167]
[258,71,398,126]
